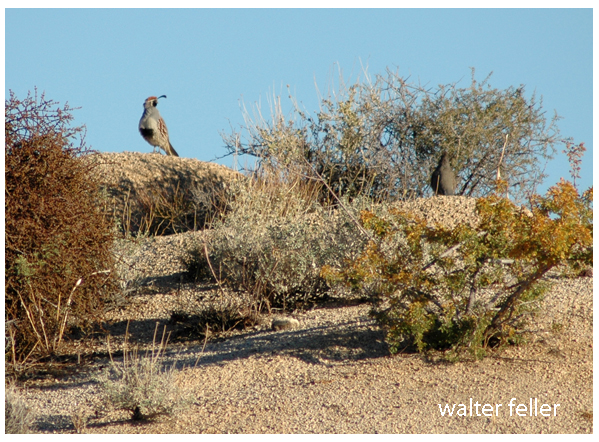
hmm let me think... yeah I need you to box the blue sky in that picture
[5,8,593,194]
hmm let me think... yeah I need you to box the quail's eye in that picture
[153,100,158,107]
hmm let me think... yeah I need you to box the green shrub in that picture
[323,180,592,359]
[5,90,119,365]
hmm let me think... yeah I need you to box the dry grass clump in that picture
[5,382,36,434]
[97,324,194,421]
[119,179,231,237]
[170,296,260,341]
[89,152,238,237]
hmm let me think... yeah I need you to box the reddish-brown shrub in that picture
[5,90,118,365]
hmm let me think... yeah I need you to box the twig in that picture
[202,236,228,297]
[422,230,487,271]
[299,158,374,241]
[56,277,82,348]
[497,134,509,200]
[193,324,210,369]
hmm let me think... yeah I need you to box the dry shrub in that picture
[183,162,369,313]
[98,325,193,421]
[223,68,561,203]
[5,382,36,434]
[170,296,260,341]
[5,90,119,366]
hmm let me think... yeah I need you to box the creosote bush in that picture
[323,180,592,359]
[5,90,119,366]
[223,67,561,203]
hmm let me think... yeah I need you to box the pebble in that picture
[271,317,300,331]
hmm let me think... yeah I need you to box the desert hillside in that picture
[15,152,593,434]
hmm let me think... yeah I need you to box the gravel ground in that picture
[11,156,593,434]
[17,231,593,434]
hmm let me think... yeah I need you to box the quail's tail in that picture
[166,142,179,157]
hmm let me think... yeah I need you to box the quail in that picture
[139,95,179,157]
[430,152,456,196]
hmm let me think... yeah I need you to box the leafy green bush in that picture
[5,90,119,365]
[323,180,592,359]
[222,68,561,203]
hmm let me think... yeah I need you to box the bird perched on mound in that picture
[138,95,179,157]
[430,152,456,196]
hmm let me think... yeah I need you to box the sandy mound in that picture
[85,151,242,230]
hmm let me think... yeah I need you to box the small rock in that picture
[271,317,300,331]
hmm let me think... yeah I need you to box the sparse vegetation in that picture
[122,179,231,237]
[92,153,236,238]
[562,140,586,189]
[170,296,260,340]
[131,182,201,236]
[181,68,592,358]
[6,68,591,432]
[222,68,561,203]
[182,162,369,315]
[98,325,193,421]
[70,403,89,434]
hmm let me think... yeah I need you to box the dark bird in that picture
[430,152,456,196]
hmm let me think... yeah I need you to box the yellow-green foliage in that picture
[323,180,592,358]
